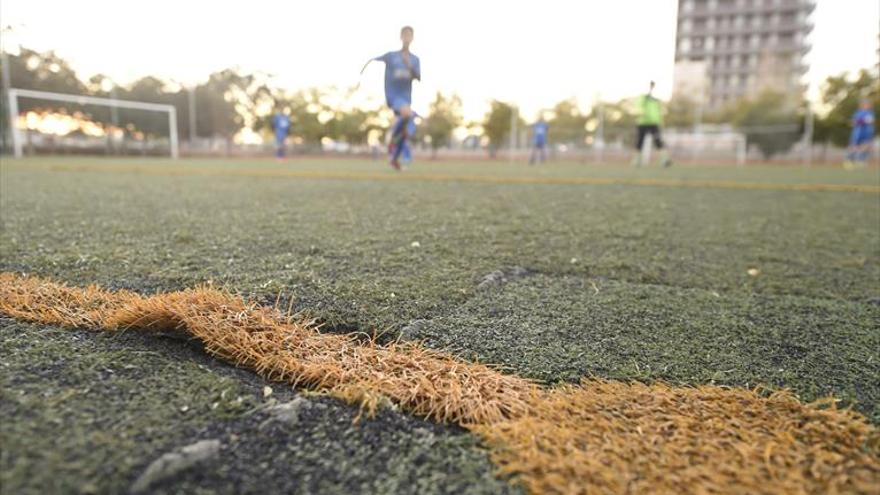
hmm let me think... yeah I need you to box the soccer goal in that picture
[6,88,178,159]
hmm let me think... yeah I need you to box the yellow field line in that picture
[28,163,880,194]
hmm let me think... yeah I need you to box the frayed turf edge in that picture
[1,272,878,494]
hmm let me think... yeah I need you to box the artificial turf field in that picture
[1,156,878,494]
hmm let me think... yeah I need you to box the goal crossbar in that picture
[6,88,179,159]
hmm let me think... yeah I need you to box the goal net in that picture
[6,88,178,159]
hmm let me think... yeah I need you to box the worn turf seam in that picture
[1,272,878,495]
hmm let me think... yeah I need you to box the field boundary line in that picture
[31,163,880,194]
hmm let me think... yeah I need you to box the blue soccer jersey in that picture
[273,113,291,140]
[533,122,549,147]
[851,109,875,145]
[375,51,420,111]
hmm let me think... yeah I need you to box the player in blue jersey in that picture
[529,117,549,165]
[361,26,421,170]
[844,98,875,169]
[271,110,292,160]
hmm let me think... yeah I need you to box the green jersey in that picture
[638,95,663,126]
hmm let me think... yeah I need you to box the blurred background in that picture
[0,0,877,165]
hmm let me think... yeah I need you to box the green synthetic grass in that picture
[1,156,878,493]
[0,320,514,495]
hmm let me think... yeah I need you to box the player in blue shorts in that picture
[529,117,549,165]
[844,98,875,169]
[362,26,421,170]
[271,110,291,160]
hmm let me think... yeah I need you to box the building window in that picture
[680,38,692,53]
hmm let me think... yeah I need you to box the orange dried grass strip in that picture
[473,381,880,494]
[0,273,536,425]
[1,272,878,494]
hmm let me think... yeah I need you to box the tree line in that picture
[1,46,876,158]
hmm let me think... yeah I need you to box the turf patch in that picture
[407,274,880,421]
[1,273,878,494]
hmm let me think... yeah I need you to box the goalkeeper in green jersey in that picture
[633,81,672,168]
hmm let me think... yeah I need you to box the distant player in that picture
[633,81,671,168]
[529,117,549,165]
[362,25,421,170]
[272,110,292,160]
[844,97,875,169]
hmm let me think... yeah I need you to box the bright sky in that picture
[1,0,877,120]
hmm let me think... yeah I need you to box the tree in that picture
[115,76,175,138]
[0,47,92,147]
[253,88,328,149]
[724,90,802,159]
[317,87,382,147]
[548,99,588,146]
[422,92,463,158]
[585,99,637,147]
[814,69,879,147]
[2,48,87,97]
[482,100,522,157]
[665,96,700,129]
[327,107,381,147]
[194,71,247,139]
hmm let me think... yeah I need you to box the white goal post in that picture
[6,88,178,159]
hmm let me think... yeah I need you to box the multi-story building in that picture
[673,0,815,109]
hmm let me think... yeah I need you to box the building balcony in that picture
[708,65,757,76]
[708,85,749,98]
[679,0,816,18]
[679,40,810,58]
[792,62,809,74]
[680,20,812,37]
[706,60,809,77]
